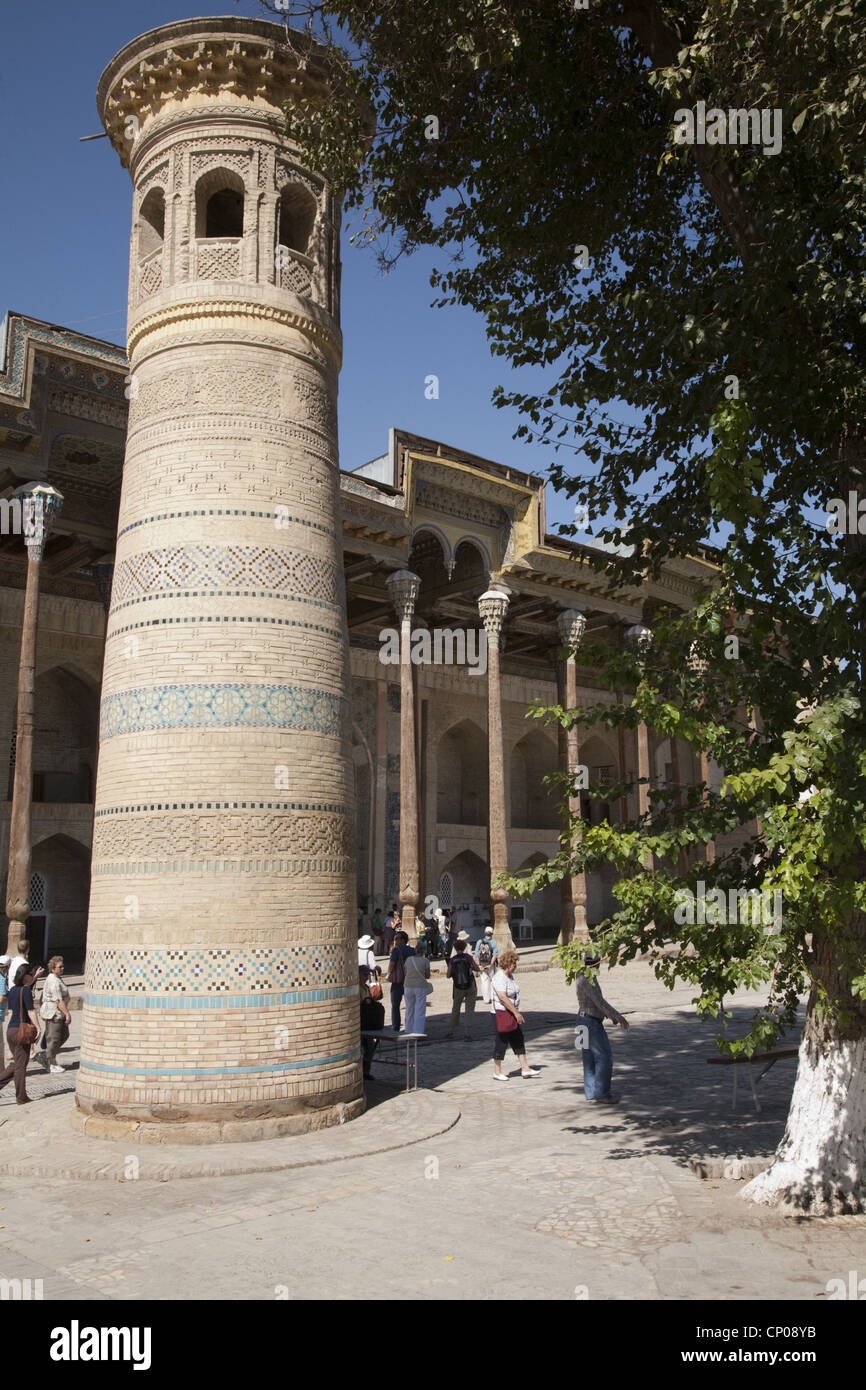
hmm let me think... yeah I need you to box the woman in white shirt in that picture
[490,949,540,1081]
[39,956,71,1073]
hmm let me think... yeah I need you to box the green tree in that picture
[269,0,866,1213]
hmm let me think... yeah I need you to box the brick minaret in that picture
[74,18,362,1140]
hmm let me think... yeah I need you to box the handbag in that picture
[9,988,37,1047]
[368,981,383,1000]
[494,978,519,1033]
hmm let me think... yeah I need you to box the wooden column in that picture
[636,721,654,872]
[5,555,41,954]
[5,488,62,954]
[668,733,690,876]
[373,675,389,906]
[387,569,421,943]
[701,751,716,865]
[555,608,590,945]
[478,588,514,951]
[689,645,716,866]
[627,623,654,873]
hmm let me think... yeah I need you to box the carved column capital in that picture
[625,622,653,653]
[687,641,709,678]
[386,569,421,624]
[478,588,509,647]
[556,607,588,655]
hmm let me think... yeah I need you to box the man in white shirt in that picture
[7,939,44,990]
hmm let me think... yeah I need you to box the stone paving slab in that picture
[0,1084,460,1181]
[2,958,865,1301]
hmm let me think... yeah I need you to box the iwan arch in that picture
[0,16,721,1141]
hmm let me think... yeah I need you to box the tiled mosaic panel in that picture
[0,317,126,404]
[99,683,349,739]
[86,943,354,996]
[111,545,339,604]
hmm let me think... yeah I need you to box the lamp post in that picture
[5,482,63,954]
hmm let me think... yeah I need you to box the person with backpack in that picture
[474,926,499,1003]
[445,939,480,1040]
[387,930,415,1032]
[359,965,385,1078]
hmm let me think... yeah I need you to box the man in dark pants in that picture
[387,930,415,1033]
[575,953,629,1103]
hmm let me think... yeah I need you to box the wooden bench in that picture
[360,1030,426,1091]
[707,1046,798,1113]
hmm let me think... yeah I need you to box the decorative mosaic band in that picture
[94,800,350,817]
[111,545,340,606]
[117,508,337,543]
[92,804,352,861]
[99,683,349,740]
[91,858,352,877]
[84,944,354,996]
[80,1049,358,1077]
[106,614,345,643]
[109,590,341,618]
[84,985,357,1010]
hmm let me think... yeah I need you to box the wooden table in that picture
[361,1030,426,1091]
[707,1046,799,1113]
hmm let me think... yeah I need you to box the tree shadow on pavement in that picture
[377,1001,803,1165]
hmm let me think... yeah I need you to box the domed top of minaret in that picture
[97,15,331,167]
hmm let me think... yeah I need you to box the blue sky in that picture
[0,0,582,535]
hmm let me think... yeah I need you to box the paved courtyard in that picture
[1,955,864,1302]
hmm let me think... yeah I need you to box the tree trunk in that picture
[742,916,866,1215]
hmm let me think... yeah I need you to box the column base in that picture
[71,1085,365,1145]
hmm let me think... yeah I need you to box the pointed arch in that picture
[437,719,488,825]
[511,729,559,829]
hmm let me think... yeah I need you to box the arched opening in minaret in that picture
[195,170,245,239]
[138,187,165,261]
[277,183,317,255]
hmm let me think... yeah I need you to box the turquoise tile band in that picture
[99,682,349,739]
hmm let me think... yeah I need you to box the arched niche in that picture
[195,168,245,239]
[407,527,450,590]
[29,832,92,971]
[138,186,165,261]
[453,535,492,573]
[439,849,490,909]
[511,730,559,829]
[31,666,99,804]
[277,182,317,255]
[512,852,560,931]
[436,719,488,825]
[581,733,618,827]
